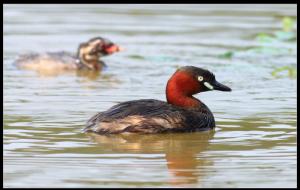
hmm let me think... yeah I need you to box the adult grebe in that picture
[84,66,231,134]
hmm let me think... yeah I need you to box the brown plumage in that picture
[84,66,232,134]
[14,37,123,73]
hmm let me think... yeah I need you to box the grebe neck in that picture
[76,52,102,70]
[166,71,202,109]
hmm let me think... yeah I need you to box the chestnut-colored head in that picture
[77,37,123,69]
[166,66,231,108]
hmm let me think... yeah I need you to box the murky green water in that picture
[3,4,297,188]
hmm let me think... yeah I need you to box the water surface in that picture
[3,4,297,188]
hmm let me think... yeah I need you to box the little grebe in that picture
[15,37,123,72]
[84,66,231,134]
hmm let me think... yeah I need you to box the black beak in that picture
[211,80,231,91]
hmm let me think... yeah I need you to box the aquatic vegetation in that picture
[219,16,297,59]
[257,17,296,41]
[256,17,296,43]
[218,51,234,59]
[218,17,297,78]
[271,65,297,79]
[128,55,145,60]
[282,16,295,32]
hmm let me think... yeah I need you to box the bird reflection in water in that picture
[76,69,102,80]
[23,65,103,80]
[86,130,215,186]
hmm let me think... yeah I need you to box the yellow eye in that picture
[198,76,204,81]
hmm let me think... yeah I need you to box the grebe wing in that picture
[14,51,76,66]
[84,99,213,134]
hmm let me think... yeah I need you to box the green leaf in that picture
[218,51,234,59]
[271,66,297,78]
[282,17,294,32]
[274,31,296,41]
[256,33,276,43]
[128,55,145,60]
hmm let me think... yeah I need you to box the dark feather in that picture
[84,99,215,134]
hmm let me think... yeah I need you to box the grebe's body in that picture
[15,51,83,71]
[15,37,122,72]
[84,66,231,134]
[86,99,215,134]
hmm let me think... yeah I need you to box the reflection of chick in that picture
[15,37,123,74]
[86,131,215,186]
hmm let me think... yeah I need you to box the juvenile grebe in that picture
[15,37,123,72]
[84,66,231,134]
